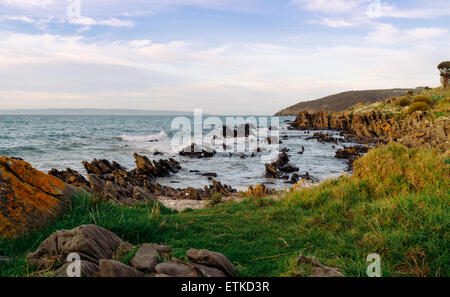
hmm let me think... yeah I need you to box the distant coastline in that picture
[0,108,195,116]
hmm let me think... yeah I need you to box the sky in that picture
[0,0,449,114]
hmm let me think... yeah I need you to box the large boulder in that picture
[26,224,124,269]
[0,156,75,238]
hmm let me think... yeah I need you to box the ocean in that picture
[0,115,355,190]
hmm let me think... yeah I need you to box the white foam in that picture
[120,131,168,142]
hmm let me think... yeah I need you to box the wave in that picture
[120,131,168,142]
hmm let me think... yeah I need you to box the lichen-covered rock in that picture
[48,168,90,192]
[26,224,123,269]
[186,249,236,277]
[0,156,75,238]
[291,110,449,153]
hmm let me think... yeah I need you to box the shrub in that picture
[413,95,432,105]
[397,97,412,107]
[406,102,430,114]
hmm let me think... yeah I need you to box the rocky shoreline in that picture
[290,109,449,152]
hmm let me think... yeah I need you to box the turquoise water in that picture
[0,115,353,190]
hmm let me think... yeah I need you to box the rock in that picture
[26,224,123,269]
[190,263,227,277]
[155,262,202,277]
[0,156,75,238]
[279,165,299,173]
[202,173,218,178]
[335,145,370,171]
[99,259,145,277]
[180,144,216,159]
[87,174,106,194]
[335,145,368,159]
[306,132,338,144]
[82,159,125,176]
[265,152,299,179]
[296,254,344,277]
[186,249,236,277]
[311,267,345,277]
[265,163,279,179]
[55,260,99,277]
[130,244,172,272]
[291,109,449,153]
[48,168,90,192]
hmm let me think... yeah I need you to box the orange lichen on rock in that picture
[0,156,75,238]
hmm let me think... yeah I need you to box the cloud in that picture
[309,17,355,28]
[0,15,35,23]
[67,17,134,28]
[291,0,362,14]
[366,23,448,45]
[0,30,447,114]
[0,0,54,9]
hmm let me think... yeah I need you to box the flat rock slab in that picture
[0,156,75,238]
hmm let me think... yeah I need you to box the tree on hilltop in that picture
[438,61,450,88]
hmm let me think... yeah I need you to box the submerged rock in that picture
[0,156,75,238]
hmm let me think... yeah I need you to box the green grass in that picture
[1,144,449,277]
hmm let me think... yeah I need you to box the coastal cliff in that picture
[291,88,450,153]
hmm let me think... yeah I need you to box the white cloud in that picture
[129,40,152,48]
[0,31,447,114]
[291,0,362,14]
[310,17,355,28]
[0,15,35,23]
[67,17,134,28]
[0,0,54,9]
[367,23,448,45]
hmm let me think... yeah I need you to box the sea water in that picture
[0,115,355,190]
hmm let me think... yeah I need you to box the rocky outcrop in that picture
[291,110,450,152]
[0,156,75,238]
[27,224,236,278]
[48,168,90,192]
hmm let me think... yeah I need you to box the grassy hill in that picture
[275,88,424,115]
